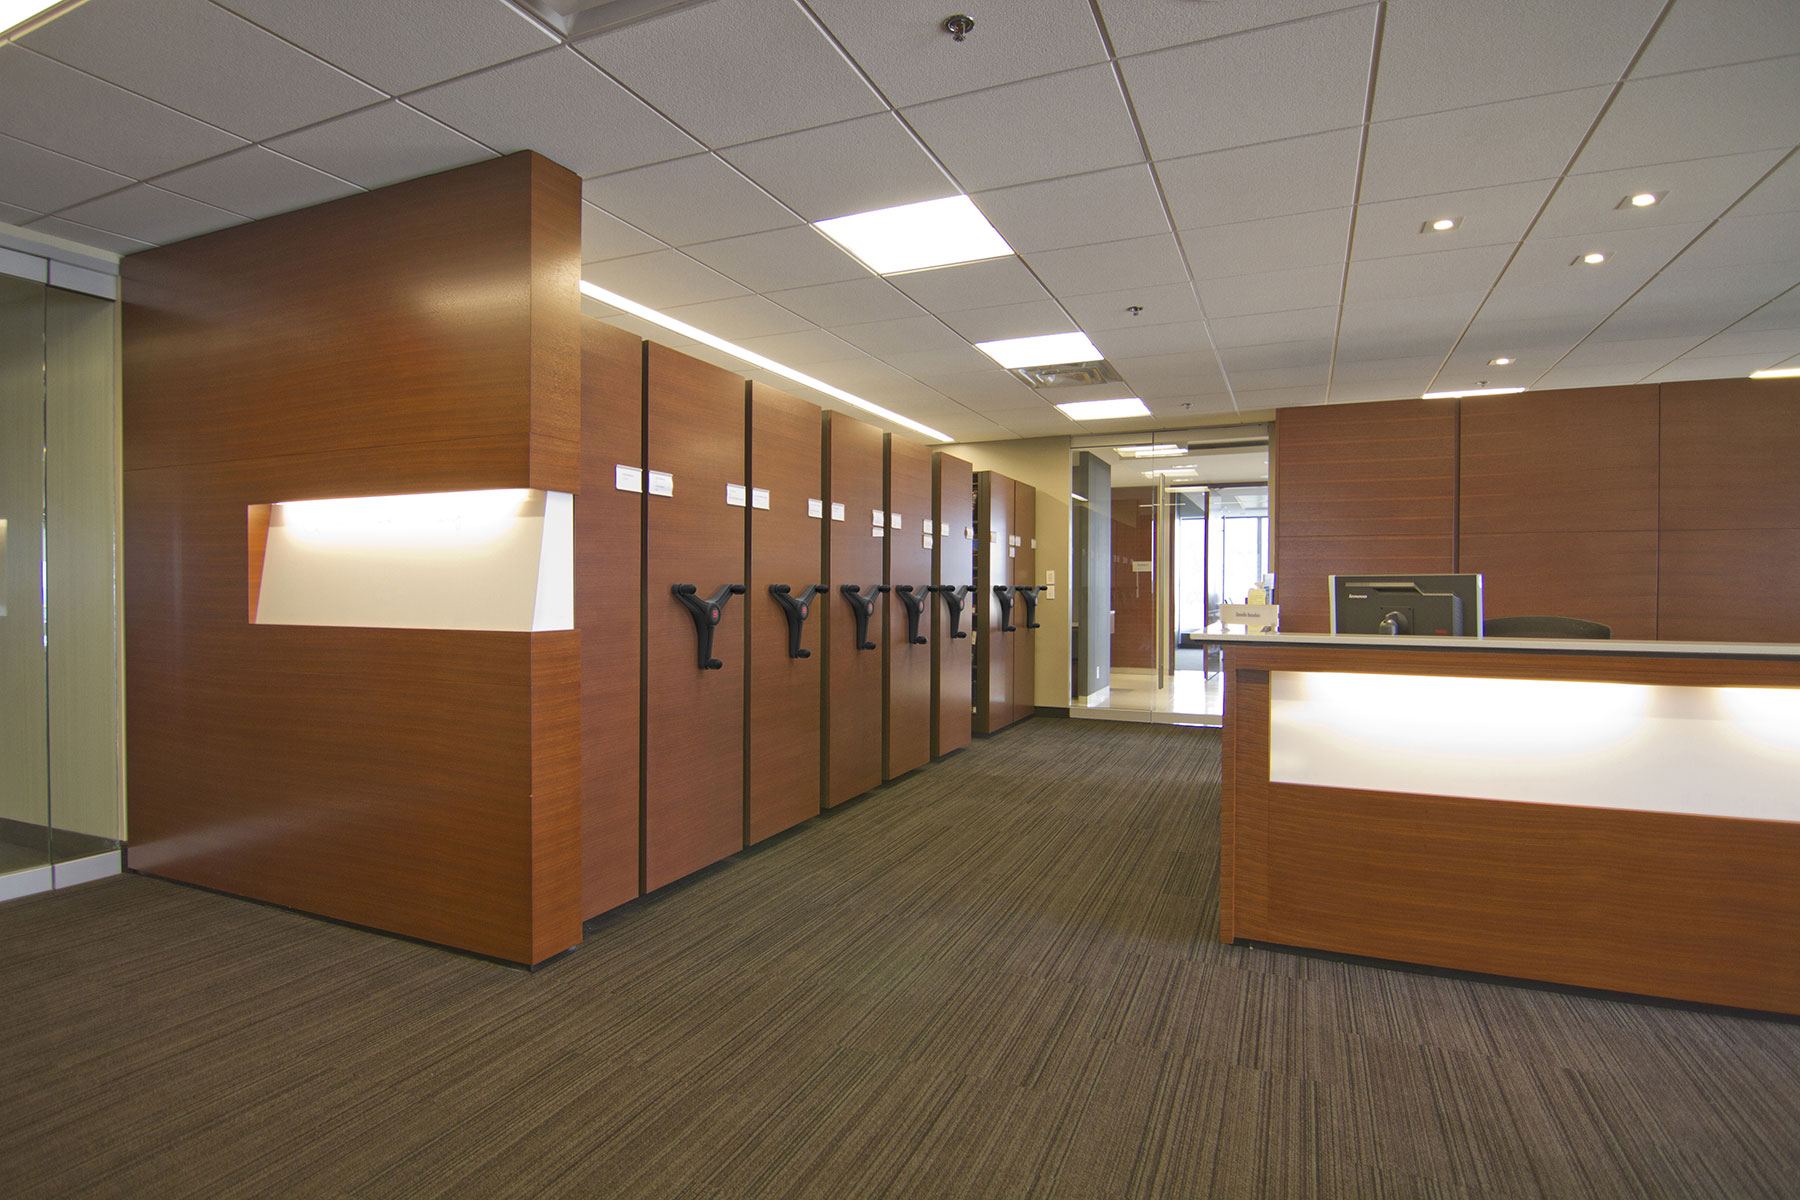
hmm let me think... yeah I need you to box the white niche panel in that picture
[252,489,572,632]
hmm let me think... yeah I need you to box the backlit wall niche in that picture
[249,489,573,632]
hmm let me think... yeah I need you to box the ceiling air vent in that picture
[516,0,710,37]
[1008,359,1125,389]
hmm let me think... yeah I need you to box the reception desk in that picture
[1205,629,1800,1016]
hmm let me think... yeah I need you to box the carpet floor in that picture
[2,719,1796,1198]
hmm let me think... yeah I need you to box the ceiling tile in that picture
[1197,264,1343,318]
[1098,0,1370,56]
[1530,362,1664,390]
[583,154,796,247]
[1594,256,1800,340]
[929,370,1041,406]
[580,202,665,264]
[1062,283,1203,330]
[1337,289,1487,351]
[1330,354,1442,383]
[577,0,884,147]
[23,215,153,255]
[1503,220,1707,293]
[0,132,131,215]
[0,202,39,224]
[1725,285,1800,333]
[1345,243,1513,303]
[683,224,869,292]
[1360,87,1609,203]
[1328,377,1431,403]
[1374,0,1662,121]
[1023,233,1190,296]
[902,63,1142,193]
[582,249,750,308]
[833,315,972,357]
[1559,335,1706,366]
[215,0,555,93]
[1210,305,1342,348]
[1221,339,1334,373]
[1158,128,1361,231]
[1119,7,1375,160]
[409,49,702,179]
[267,101,493,190]
[1231,381,1329,406]
[1680,327,1800,360]
[24,0,380,141]
[938,300,1074,342]
[721,113,955,221]
[56,183,240,245]
[735,328,866,365]
[889,257,1051,311]
[765,277,925,326]
[1730,152,1800,217]
[973,164,1169,252]
[1184,208,1351,279]
[1091,319,1212,359]
[1579,57,1800,174]
[0,44,246,178]
[1645,354,1777,382]
[1350,179,1555,260]
[1671,210,1800,273]
[1539,150,1781,240]
[155,146,358,219]
[1633,0,1800,77]
[879,344,996,376]
[807,0,1108,107]
[1450,309,1606,346]
[662,294,814,340]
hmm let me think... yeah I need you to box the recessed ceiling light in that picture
[1422,386,1527,400]
[1423,217,1460,233]
[1749,367,1800,379]
[1577,251,1608,265]
[1055,397,1151,421]
[1127,444,1183,457]
[579,280,952,442]
[1623,192,1663,208]
[1143,466,1197,477]
[813,195,1012,275]
[975,331,1102,369]
[1488,356,1515,366]
[0,0,78,38]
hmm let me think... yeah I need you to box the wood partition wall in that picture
[1110,486,1157,668]
[974,470,1012,734]
[1272,377,1800,640]
[643,344,747,891]
[931,452,974,758]
[1013,479,1037,717]
[123,152,585,965]
[747,383,823,844]
[884,435,934,780]
[822,413,886,808]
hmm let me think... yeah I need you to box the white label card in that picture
[614,464,643,493]
[1031,538,1037,550]
[923,532,935,549]
[808,497,824,519]
[831,502,846,522]
[873,526,885,539]
[872,508,885,526]
[751,488,771,510]
[964,527,974,540]
[647,471,674,498]
[1009,546,1016,558]
[726,483,748,507]
[890,513,902,529]
[940,522,949,537]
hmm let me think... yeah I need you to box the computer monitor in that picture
[1330,574,1483,637]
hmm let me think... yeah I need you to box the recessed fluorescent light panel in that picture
[1055,397,1152,421]
[1,0,82,37]
[976,332,1102,370]
[579,280,952,442]
[1126,444,1184,458]
[814,195,1013,276]
[1421,386,1527,400]
[1749,367,1800,379]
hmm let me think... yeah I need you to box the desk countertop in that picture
[1192,624,1800,660]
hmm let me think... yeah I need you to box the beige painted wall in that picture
[943,436,1072,710]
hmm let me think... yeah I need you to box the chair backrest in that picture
[1482,615,1613,639]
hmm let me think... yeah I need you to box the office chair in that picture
[1482,615,1612,639]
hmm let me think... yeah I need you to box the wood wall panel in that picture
[931,453,974,757]
[1460,531,1659,639]
[1012,480,1037,723]
[576,319,641,918]
[823,413,885,807]
[643,345,746,889]
[974,471,1012,734]
[122,152,583,965]
[1273,535,1455,634]
[1459,386,1659,534]
[884,435,933,779]
[1659,529,1800,643]
[747,384,823,844]
[1110,487,1157,667]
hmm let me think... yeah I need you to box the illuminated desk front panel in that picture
[1213,636,1800,1015]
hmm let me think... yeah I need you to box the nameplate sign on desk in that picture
[1220,603,1279,632]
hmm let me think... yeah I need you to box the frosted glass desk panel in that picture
[1270,670,1800,823]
